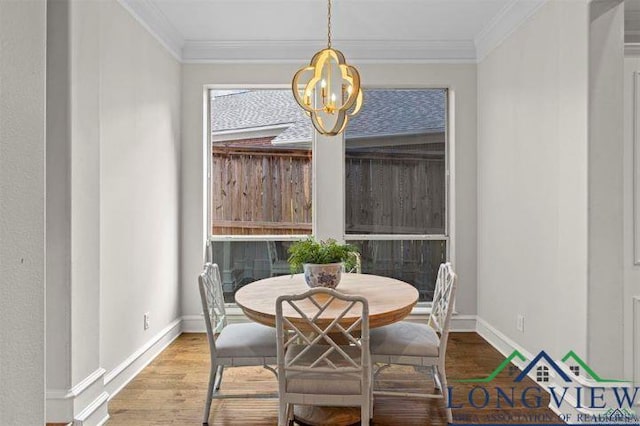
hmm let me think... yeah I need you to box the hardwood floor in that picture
[107,332,562,425]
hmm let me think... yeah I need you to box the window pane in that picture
[210,240,294,303]
[345,89,446,235]
[347,239,446,302]
[210,89,312,235]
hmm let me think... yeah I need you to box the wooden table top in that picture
[235,273,419,330]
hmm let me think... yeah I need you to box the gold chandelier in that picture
[291,0,363,136]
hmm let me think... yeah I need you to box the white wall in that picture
[624,55,640,383]
[45,0,182,422]
[181,63,477,320]
[587,0,624,378]
[478,0,590,359]
[99,0,181,376]
[0,0,46,424]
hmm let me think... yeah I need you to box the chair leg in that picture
[437,365,452,424]
[286,403,294,425]
[202,363,217,424]
[369,380,374,419]
[361,401,370,426]
[213,365,224,391]
[278,399,288,426]
[432,365,441,391]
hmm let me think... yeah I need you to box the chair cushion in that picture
[215,322,277,358]
[284,344,364,395]
[369,321,440,357]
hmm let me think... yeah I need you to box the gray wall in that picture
[478,0,590,358]
[0,0,47,424]
[587,0,625,378]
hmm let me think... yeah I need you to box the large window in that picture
[209,89,311,301]
[345,89,448,301]
[208,88,448,303]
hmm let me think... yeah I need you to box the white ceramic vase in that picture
[302,263,343,288]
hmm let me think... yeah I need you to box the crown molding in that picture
[627,43,640,57]
[182,39,477,63]
[475,0,549,62]
[116,0,553,64]
[116,0,184,61]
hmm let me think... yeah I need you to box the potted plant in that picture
[287,237,360,288]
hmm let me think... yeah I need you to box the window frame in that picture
[205,84,313,244]
[204,84,455,308]
[343,87,452,306]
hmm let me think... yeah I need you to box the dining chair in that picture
[198,262,278,425]
[275,288,372,426]
[369,262,457,423]
[267,240,291,276]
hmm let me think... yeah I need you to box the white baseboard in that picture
[476,316,533,368]
[181,314,206,332]
[47,368,108,426]
[73,392,109,426]
[104,318,182,398]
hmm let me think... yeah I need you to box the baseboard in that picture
[73,392,109,426]
[104,317,182,398]
[181,314,206,332]
[46,368,108,425]
[476,316,533,368]
[451,314,478,331]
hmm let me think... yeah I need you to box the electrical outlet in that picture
[516,314,525,332]
[144,312,150,330]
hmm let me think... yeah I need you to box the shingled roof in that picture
[210,89,445,144]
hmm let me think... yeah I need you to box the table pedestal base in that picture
[294,405,360,426]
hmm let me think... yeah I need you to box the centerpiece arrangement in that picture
[287,237,359,288]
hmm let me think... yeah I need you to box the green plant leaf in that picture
[287,237,359,273]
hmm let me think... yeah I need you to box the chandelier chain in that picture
[327,0,332,49]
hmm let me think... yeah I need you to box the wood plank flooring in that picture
[106,332,562,425]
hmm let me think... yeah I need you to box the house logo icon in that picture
[456,349,628,384]
[514,350,572,382]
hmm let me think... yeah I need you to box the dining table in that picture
[235,272,419,426]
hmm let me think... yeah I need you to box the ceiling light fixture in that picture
[291,0,363,136]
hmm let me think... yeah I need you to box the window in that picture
[345,89,448,301]
[208,87,450,303]
[209,89,311,302]
[209,90,312,236]
[536,366,549,383]
[570,366,580,376]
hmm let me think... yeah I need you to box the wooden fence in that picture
[211,146,445,236]
[211,147,312,235]
[345,151,445,235]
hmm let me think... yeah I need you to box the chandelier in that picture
[291,0,363,136]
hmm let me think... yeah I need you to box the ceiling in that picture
[118,0,635,63]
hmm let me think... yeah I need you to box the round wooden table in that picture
[235,273,419,426]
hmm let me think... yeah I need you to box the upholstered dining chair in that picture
[369,262,457,423]
[198,262,278,425]
[275,288,372,426]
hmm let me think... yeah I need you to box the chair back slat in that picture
[276,288,369,374]
[428,262,457,354]
[205,240,213,263]
[198,263,228,356]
